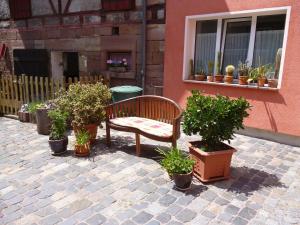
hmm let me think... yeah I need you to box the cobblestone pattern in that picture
[0,117,299,225]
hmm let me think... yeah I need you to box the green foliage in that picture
[216,52,222,74]
[208,61,214,75]
[156,147,195,175]
[248,64,273,82]
[225,65,235,75]
[76,130,90,145]
[48,110,69,140]
[196,67,206,75]
[183,90,251,150]
[54,82,111,128]
[28,101,42,113]
[238,61,251,76]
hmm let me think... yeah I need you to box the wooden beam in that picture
[48,0,57,14]
[64,0,72,14]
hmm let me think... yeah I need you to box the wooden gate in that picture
[0,75,110,115]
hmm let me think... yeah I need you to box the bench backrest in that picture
[106,95,182,125]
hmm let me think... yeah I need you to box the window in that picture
[184,7,290,88]
[102,0,135,11]
[9,0,31,20]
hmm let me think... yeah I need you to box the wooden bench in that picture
[105,95,183,156]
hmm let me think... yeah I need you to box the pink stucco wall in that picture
[163,0,300,137]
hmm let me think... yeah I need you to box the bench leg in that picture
[172,139,177,148]
[106,122,111,147]
[135,133,141,156]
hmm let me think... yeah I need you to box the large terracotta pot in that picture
[173,171,193,191]
[49,137,68,155]
[75,143,90,157]
[195,74,206,81]
[188,141,236,183]
[239,76,248,85]
[18,111,30,123]
[214,75,224,83]
[207,75,214,82]
[73,124,98,144]
[258,77,267,87]
[36,108,51,135]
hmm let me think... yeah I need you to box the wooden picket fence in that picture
[0,75,110,115]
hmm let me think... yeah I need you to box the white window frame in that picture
[183,6,291,89]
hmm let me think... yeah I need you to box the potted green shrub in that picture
[214,52,224,82]
[55,82,111,143]
[238,61,251,85]
[18,104,30,123]
[183,90,250,182]
[28,101,41,124]
[48,110,69,155]
[75,130,90,157]
[156,147,195,191]
[224,65,235,84]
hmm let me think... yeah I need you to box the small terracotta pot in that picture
[207,75,214,82]
[214,75,224,83]
[239,76,248,85]
[18,111,30,123]
[188,141,236,183]
[224,75,234,84]
[75,143,90,157]
[173,172,193,191]
[73,124,98,144]
[195,74,206,81]
[258,77,267,87]
[268,79,278,88]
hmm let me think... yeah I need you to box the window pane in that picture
[253,15,286,68]
[222,20,251,76]
[194,20,217,74]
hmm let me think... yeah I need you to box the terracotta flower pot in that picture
[188,141,236,183]
[18,111,30,123]
[48,137,68,155]
[75,143,90,157]
[173,171,193,191]
[214,75,224,83]
[268,79,278,88]
[73,124,98,144]
[36,108,51,135]
[195,74,206,81]
[207,75,214,82]
[239,76,248,85]
[258,77,267,87]
[224,75,234,84]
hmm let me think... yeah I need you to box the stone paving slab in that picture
[0,117,299,225]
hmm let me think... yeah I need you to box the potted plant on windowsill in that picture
[48,109,69,155]
[156,147,195,191]
[238,61,251,85]
[207,61,214,82]
[214,52,224,83]
[224,65,235,84]
[195,68,206,81]
[183,90,250,182]
[188,59,195,80]
[54,82,111,144]
[75,130,90,157]
[267,48,281,88]
[18,104,30,123]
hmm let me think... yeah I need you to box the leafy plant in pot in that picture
[238,61,251,85]
[75,130,90,157]
[194,68,206,81]
[28,101,41,124]
[48,110,69,155]
[54,82,111,143]
[156,147,195,191]
[214,52,224,83]
[207,61,214,82]
[183,90,251,182]
[18,104,30,123]
[224,65,235,84]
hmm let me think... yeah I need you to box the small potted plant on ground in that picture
[18,104,30,123]
[55,82,111,143]
[48,110,69,155]
[183,90,250,182]
[214,52,224,83]
[156,147,195,191]
[28,102,41,124]
[238,61,251,85]
[207,61,214,82]
[194,68,206,81]
[224,65,235,84]
[75,130,90,157]
[36,102,53,135]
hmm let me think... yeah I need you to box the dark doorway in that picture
[13,49,49,76]
[63,52,79,79]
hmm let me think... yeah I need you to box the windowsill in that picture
[183,79,280,91]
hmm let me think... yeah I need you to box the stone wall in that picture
[0,0,165,95]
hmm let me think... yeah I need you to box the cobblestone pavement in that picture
[0,117,299,225]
